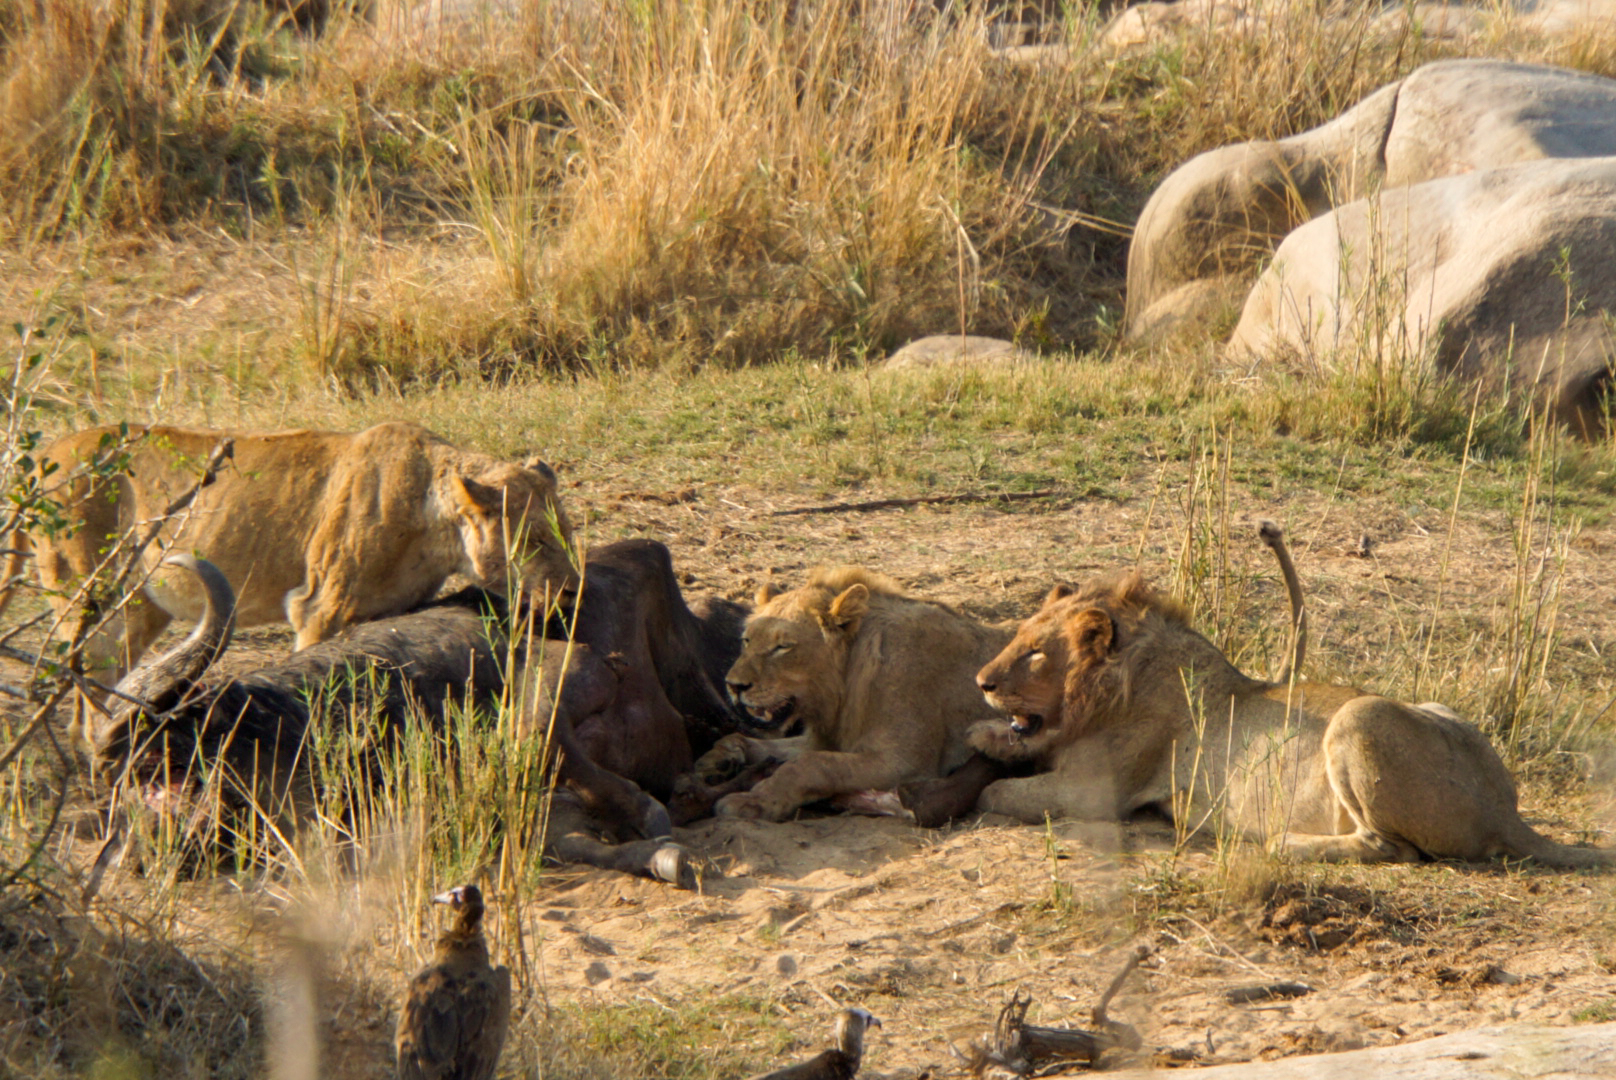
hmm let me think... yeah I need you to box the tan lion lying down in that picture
[969,524,1612,867]
[698,567,1013,822]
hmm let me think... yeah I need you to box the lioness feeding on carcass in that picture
[970,523,1612,867]
[1,422,577,726]
[97,541,745,886]
[699,567,1014,822]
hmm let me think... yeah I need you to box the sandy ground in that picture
[512,812,1616,1076]
[7,476,1616,1077]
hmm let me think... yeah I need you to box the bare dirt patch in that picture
[516,814,1616,1077]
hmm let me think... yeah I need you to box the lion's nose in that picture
[726,679,751,698]
[977,675,996,693]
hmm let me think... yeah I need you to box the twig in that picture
[769,489,1060,517]
[0,609,49,649]
[1092,944,1148,1027]
[0,643,155,711]
[965,949,1148,1079]
[0,438,231,785]
[0,684,69,775]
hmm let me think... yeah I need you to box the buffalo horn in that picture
[109,554,237,718]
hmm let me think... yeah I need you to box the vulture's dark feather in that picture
[396,885,511,1080]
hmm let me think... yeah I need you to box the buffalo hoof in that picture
[649,844,700,890]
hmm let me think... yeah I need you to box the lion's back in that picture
[36,422,456,625]
[841,593,1012,768]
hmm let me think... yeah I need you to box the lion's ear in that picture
[755,583,777,606]
[454,475,504,517]
[1066,607,1115,665]
[825,583,870,637]
[1043,583,1075,607]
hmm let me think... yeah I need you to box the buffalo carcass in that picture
[529,538,748,884]
[95,541,747,886]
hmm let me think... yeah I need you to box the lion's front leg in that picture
[285,581,350,651]
[977,772,1121,823]
[693,733,808,784]
[716,749,907,822]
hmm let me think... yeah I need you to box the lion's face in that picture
[453,459,578,599]
[724,581,870,736]
[974,583,1116,760]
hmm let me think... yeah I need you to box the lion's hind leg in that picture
[1272,827,1420,863]
[1285,695,1525,864]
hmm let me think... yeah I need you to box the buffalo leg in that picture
[545,792,699,889]
[899,752,1020,828]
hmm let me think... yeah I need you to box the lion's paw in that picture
[715,791,769,820]
[695,733,753,784]
[968,719,1030,762]
[720,788,795,821]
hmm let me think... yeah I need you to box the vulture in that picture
[747,1008,882,1080]
[396,884,512,1080]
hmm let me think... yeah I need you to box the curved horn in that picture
[110,554,237,718]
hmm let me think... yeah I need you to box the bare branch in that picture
[769,489,1061,517]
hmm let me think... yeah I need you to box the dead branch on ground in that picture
[962,945,1148,1077]
[768,489,1060,517]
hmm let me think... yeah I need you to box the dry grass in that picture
[3,0,1594,378]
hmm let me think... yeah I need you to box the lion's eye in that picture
[1023,651,1044,664]
[770,643,793,656]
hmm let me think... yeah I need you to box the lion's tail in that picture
[1257,521,1307,684]
[0,529,30,627]
[1501,817,1616,869]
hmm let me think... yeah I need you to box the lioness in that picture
[2,422,576,727]
[971,523,1612,867]
[704,567,1012,822]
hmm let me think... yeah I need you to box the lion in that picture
[1,421,576,742]
[969,523,1612,867]
[700,566,1013,822]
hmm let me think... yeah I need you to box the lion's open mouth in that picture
[743,699,798,732]
[1009,713,1044,737]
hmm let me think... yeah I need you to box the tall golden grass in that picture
[15,0,1598,376]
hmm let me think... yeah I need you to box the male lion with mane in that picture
[970,523,1612,867]
[2,422,576,744]
[704,566,1013,822]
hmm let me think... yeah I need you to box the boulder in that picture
[1103,1022,1616,1079]
[1100,0,1616,52]
[1229,155,1616,435]
[1125,61,1616,343]
[880,335,1033,370]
